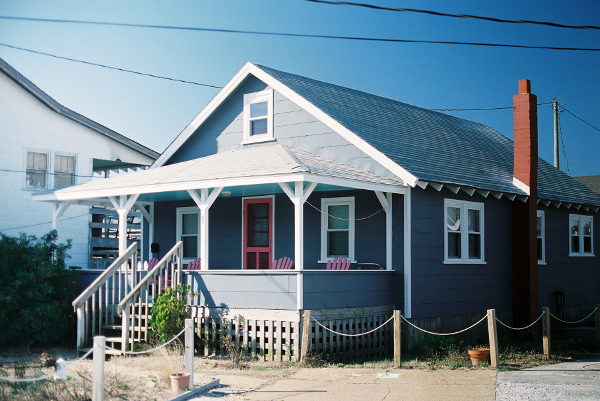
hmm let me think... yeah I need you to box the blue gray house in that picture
[36,63,600,357]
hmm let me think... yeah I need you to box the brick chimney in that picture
[513,79,539,328]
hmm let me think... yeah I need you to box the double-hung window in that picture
[569,214,593,256]
[537,211,545,264]
[176,207,200,264]
[321,197,355,262]
[54,154,76,188]
[444,199,484,263]
[25,151,48,189]
[243,89,274,144]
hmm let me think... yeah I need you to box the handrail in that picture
[118,241,183,313]
[72,242,138,310]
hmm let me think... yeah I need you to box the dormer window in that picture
[243,89,274,144]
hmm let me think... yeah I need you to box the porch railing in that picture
[72,242,139,350]
[118,241,183,351]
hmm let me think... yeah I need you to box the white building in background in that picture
[0,57,159,269]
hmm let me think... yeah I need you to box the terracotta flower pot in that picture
[467,348,490,365]
[170,372,191,394]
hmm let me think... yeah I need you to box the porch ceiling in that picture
[33,144,406,204]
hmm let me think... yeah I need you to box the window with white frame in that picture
[569,214,593,256]
[537,210,545,264]
[321,197,355,261]
[25,151,48,189]
[176,207,200,263]
[243,89,274,144]
[54,154,76,188]
[444,199,484,263]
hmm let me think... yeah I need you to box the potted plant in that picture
[170,372,191,393]
[467,348,490,365]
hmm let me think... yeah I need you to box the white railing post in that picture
[121,308,130,352]
[185,318,194,388]
[92,336,105,401]
[76,306,86,350]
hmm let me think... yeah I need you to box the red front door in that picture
[243,198,273,269]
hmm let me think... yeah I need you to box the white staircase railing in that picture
[118,241,183,352]
[72,242,139,350]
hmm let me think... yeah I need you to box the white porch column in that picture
[136,203,154,260]
[187,187,223,270]
[279,181,317,310]
[109,194,140,256]
[403,186,412,318]
[375,191,393,271]
[52,201,73,235]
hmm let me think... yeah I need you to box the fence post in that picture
[393,310,401,368]
[185,318,194,388]
[486,309,498,368]
[542,307,551,359]
[595,304,600,351]
[92,336,105,401]
[300,310,311,363]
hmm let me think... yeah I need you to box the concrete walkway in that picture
[496,358,600,401]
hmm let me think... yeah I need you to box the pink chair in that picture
[186,258,202,270]
[271,256,293,270]
[326,256,351,270]
[146,258,159,271]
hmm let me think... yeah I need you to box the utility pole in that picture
[553,99,559,169]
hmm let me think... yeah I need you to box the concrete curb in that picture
[168,378,220,401]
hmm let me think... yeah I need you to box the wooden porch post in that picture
[109,195,140,256]
[187,187,223,270]
[375,191,393,270]
[403,186,412,318]
[136,203,154,261]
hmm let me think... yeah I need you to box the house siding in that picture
[539,205,600,309]
[410,187,514,318]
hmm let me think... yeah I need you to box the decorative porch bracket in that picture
[374,191,393,271]
[52,200,74,234]
[109,194,140,255]
[279,181,317,311]
[187,187,223,270]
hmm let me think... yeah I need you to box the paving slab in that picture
[496,358,600,401]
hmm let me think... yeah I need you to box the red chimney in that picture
[512,79,539,328]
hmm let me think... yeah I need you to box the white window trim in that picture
[320,196,356,263]
[443,199,485,264]
[54,152,77,189]
[242,89,274,144]
[569,214,594,257]
[23,148,50,191]
[176,206,201,264]
[537,210,546,265]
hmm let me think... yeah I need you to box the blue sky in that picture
[0,0,598,176]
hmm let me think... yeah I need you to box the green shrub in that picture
[149,284,196,344]
[0,230,77,347]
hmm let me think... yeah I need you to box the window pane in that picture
[26,171,46,187]
[54,173,73,188]
[447,207,460,231]
[537,238,543,261]
[27,152,47,170]
[571,219,580,235]
[182,213,198,235]
[448,232,461,258]
[537,216,542,237]
[55,155,75,173]
[328,205,349,230]
[468,233,481,259]
[328,231,349,256]
[572,235,580,253]
[583,220,592,236]
[468,209,479,232]
[252,233,269,247]
[247,252,257,269]
[584,237,592,253]
[250,101,268,118]
[251,118,268,136]
[258,252,270,269]
[182,236,198,258]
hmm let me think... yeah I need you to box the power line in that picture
[304,0,600,31]
[432,101,552,112]
[1,16,599,52]
[561,106,600,132]
[0,42,221,88]
[558,109,571,176]
[0,213,90,232]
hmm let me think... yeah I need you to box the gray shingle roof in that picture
[255,64,600,207]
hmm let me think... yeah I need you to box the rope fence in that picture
[496,311,545,331]
[0,348,93,383]
[105,327,186,355]
[401,314,488,336]
[311,315,394,337]
[549,307,598,324]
